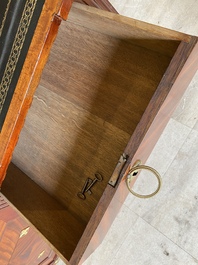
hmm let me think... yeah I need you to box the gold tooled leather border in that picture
[0,0,38,114]
[0,0,11,38]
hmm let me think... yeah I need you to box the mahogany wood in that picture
[0,194,61,265]
[0,0,73,185]
[0,2,198,265]
[58,0,74,20]
[71,38,198,265]
[8,4,197,264]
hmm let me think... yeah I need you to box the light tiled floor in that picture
[83,0,198,264]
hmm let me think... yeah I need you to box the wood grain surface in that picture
[73,37,198,265]
[2,163,84,260]
[0,0,73,185]
[68,3,191,44]
[12,4,176,230]
[74,0,118,13]
[0,193,62,265]
[2,3,197,264]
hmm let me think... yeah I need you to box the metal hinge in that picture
[108,153,128,187]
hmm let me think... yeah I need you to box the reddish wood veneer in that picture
[0,2,198,265]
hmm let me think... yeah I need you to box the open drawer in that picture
[1,2,198,265]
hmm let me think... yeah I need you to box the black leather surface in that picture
[0,0,45,130]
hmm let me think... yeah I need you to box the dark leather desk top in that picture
[0,0,45,130]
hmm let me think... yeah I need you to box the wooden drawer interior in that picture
[2,3,187,261]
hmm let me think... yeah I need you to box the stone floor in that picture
[83,0,198,264]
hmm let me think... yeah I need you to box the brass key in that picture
[85,173,103,194]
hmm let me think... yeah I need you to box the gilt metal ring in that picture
[126,162,162,199]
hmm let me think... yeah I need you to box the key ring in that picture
[126,160,162,198]
[95,172,103,181]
